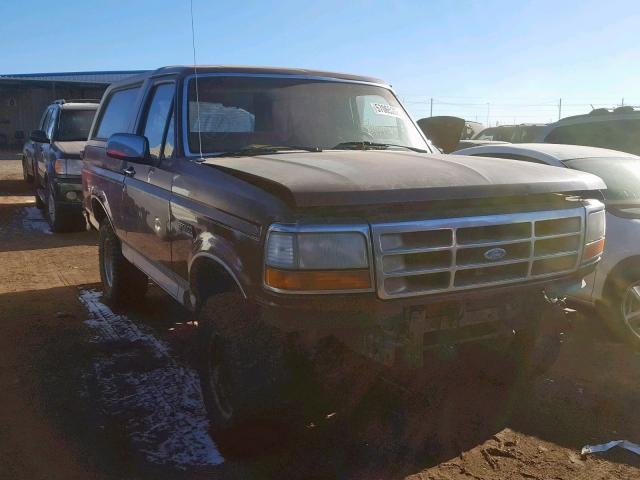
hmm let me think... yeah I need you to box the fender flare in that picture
[188,252,247,299]
[89,193,116,231]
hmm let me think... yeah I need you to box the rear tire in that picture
[197,292,289,431]
[98,220,148,304]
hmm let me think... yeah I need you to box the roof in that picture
[110,65,388,87]
[454,143,639,162]
[555,109,640,126]
[0,70,149,85]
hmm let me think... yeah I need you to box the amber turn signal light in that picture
[265,267,371,291]
[582,238,605,262]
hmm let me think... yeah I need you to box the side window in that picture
[39,108,51,130]
[40,108,53,137]
[162,114,175,159]
[140,83,175,161]
[46,108,58,140]
[94,87,141,140]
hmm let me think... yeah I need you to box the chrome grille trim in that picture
[372,207,586,299]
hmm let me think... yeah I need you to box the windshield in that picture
[57,109,96,142]
[186,76,429,154]
[473,127,514,141]
[545,119,640,155]
[564,156,640,202]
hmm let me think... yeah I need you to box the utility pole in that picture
[558,98,562,121]
[622,98,625,107]
[486,102,490,126]
[429,97,433,117]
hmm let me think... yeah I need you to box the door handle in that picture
[122,166,136,177]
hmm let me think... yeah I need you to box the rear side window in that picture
[94,87,141,140]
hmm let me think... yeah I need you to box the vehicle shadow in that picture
[0,202,97,252]
[125,288,640,478]
[0,178,33,196]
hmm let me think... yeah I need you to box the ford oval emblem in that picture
[484,247,507,261]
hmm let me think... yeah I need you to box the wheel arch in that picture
[189,253,247,307]
[89,194,117,231]
[602,255,640,300]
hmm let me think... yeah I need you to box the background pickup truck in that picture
[82,66,606,431]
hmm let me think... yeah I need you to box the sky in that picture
[2,0,639,125]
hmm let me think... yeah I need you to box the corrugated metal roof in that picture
[0,70,149,84]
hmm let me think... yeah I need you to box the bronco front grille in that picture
[372,208,585,299]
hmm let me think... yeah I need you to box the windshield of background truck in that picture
[564,156,640,201]
[545,118,640,155]
[186,76,429,153]
[57,109,96,142]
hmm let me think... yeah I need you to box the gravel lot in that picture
[1,156,640,479]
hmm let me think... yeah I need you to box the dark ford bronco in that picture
[83,66,606,429]
[24,99,99,231]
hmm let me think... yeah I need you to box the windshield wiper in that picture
[332,141,429,153]
[213,144,322,157]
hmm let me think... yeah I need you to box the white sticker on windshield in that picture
[371,103,402,117]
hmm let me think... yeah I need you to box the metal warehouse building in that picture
[0,71,147,151]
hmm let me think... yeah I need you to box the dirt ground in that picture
[1,155,640,480]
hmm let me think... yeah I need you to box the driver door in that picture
[122,80,178,296]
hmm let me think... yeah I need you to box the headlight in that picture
[264,226,371,292]
[582,206,606,262]
[54,158,83,175]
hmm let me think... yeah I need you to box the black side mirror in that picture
[30,129,49,143]
[106,133,150,163]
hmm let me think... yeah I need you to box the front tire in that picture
[197,292,289,431]
[46,183,73,233]
[98,220,148,304]
[22,158,34,183]
[604,275,640,350]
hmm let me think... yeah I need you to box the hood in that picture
[204,150,606,208]
[53,141,86,158]
[456,139,511,150]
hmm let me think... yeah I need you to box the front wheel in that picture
[603,276,640,350]
[98,220,148,304]
[22,158,33,183]
[197,292,289,431]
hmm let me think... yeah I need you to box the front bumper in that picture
[257,263,595,366]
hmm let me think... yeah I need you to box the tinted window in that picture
[545,119,640,155]
[564,157,640,201]
[141,83,175,160]
[95,87,141,139]
[57,109,96,141]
